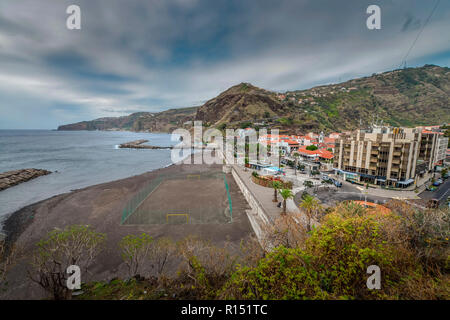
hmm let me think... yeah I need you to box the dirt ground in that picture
[124,177,230,225]
[1,160,252,299]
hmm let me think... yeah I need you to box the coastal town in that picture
[232,125,450,216]
[0,0,449,303]
[1,120,449,301]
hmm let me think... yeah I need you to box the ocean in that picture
[0,130,179,230]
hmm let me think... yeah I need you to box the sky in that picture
[0,0,449,129]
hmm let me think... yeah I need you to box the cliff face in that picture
[57,108,197,133]
[58,65,450,134]
[57,113,151,131]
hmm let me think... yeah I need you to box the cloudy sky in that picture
[0,0,449,129]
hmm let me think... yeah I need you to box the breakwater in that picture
[0,169,51,191]
[119,140,173,149]
[119,139,217,150]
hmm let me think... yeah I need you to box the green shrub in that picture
[221,247,327,299]
[29,225,106,300]
[222,209,447,300]
[119,233,153,277]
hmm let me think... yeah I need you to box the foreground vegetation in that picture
[1,200,449,300]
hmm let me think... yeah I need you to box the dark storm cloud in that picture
[0,0,449,128]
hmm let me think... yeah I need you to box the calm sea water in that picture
[0,130,179,229]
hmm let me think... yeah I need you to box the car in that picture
[437,178,443,184]
[432,181,441,186]
[334,180,342,188]
[426,185,437,191]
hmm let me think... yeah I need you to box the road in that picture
[294,182,391,207]
[419,178,450,202]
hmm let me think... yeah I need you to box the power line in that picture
[399,0,441,69]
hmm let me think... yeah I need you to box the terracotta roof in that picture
[297,146,319,155]
[422,130,442,134]
[317,149,333,159]
[296,146,334,159]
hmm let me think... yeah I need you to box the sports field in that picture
[122,171,232,225]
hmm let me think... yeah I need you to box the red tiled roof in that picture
[297,146,319,155]
[296,146,334,159]
[317,149,334,159]
[422,130,442,135]
[286,140,300,145]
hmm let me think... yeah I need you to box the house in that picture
[328,132,340,139]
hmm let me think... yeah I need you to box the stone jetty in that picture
[0,169,51,191]
[119,139,217,150]
[119,140,173,149]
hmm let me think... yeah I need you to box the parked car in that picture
[437,178,443,184]
[334,180,342,188]
[426,185,437,191]
[432,181,441,186]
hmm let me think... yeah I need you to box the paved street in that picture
[253,164,449,209]
[419,178,450,202]
[294,181,391,207]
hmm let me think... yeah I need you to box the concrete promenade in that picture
[232,165,283,222]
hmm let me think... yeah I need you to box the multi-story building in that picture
[434,133,448,165]
[333,126,448,188]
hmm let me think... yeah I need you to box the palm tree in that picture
[299,194,321,232]
[293,153,299,176]
[271,180,282,202]
[278,150,283,169]
[279,189,294,214]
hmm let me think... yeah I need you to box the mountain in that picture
[195,65,450,133]
[195,83,284,125]
[58,65,450,133]
[57,107,198,132]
